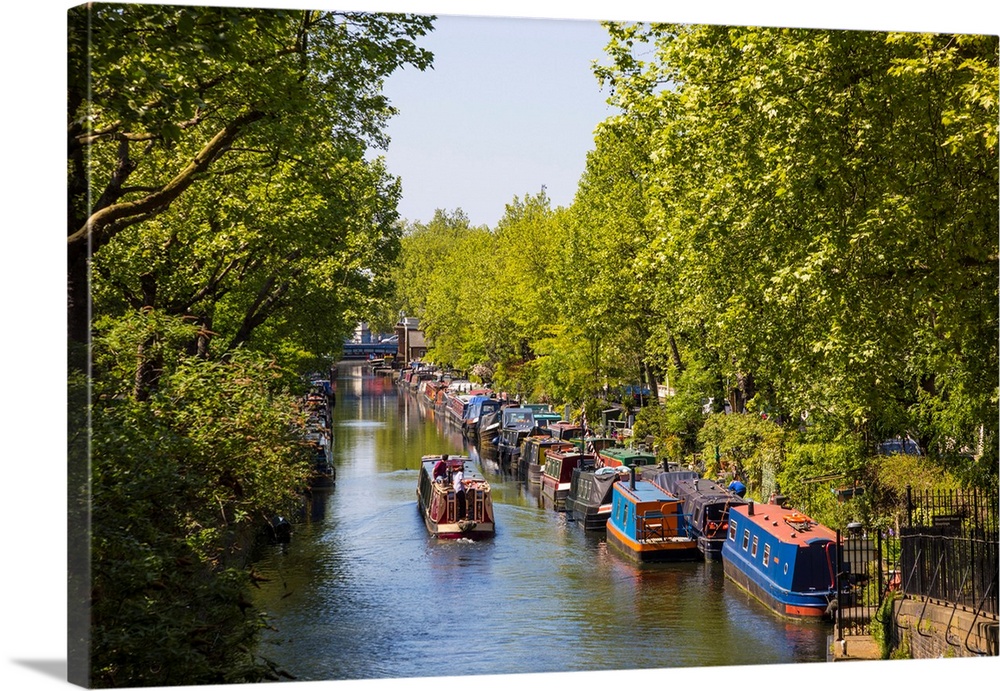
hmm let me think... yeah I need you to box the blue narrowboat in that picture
[605,469,698,562]
[721,502,838,619]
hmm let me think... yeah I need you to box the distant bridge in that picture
[340,341,398,360]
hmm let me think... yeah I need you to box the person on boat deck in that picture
[453,464,468,520]
[433,455,449,483]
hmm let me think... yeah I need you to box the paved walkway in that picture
[832,634,881,661]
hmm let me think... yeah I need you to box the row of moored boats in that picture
[391,361,841,622]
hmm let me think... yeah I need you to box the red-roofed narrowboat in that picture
[721,502,838,620]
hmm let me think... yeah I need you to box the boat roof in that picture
[502,408,536,429]
[646,470,700,494]
[616,479,677,503]
[730,502,837,543]
[546,448,589,459]
[523,403,553,412]
[600,447,658,464]
[549,420,582,429]
[420,454,484,481]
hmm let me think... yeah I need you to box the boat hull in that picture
[606,519,699,563]
[417,509,495,540]
[566,502,611,530]
[723,556,833,619]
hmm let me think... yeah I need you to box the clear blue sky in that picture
[366,1,1000,229]
[377,14,617,228]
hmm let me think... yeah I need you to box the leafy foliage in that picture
[88,323,313,686]
[68,4,436,685]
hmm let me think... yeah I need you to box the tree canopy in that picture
[390,23,997,493]
[68,5,435,686]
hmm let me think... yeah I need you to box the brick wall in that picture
[892,598,998,658]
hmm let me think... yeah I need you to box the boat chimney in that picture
[748,501,755,516]
[629,465,636,491]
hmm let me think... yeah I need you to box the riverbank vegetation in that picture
[391,26,998,519]
[68,5,433,686]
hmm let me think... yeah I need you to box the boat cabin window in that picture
[729,521,737,541]
[742,529,750,551]
[751,535,759,558]
[762,543,771,567]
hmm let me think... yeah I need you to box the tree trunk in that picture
[68,250,91,349]
[644,360,660,405]
[133,334,160,401]
[668,332,684,373]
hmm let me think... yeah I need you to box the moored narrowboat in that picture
[606,469,698,562]
[520,435,574,484]
[545,420,585,441]
[416,455,495,540]
[540,448,594,510]
[652,472,746,560]
[597,446,659,470]
[565,466,629,530]
[578,435,617,456]
[531,410,563,430]
[495,407,536,470]
[721,502,838,619]
[461,395,502,441]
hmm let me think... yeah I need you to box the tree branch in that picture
[68,109,266,255]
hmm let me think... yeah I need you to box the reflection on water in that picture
[252,363,831,681]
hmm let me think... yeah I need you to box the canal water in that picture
[251,362,832,684]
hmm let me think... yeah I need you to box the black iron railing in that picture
[837,485,999,639]
[901,486,999,617]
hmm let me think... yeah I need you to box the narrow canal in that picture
[251,362,832,682]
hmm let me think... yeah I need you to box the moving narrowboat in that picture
[721,502,838,619]
[605,469,698,562]
[653,472,746,560]
[565,466,629,530]
[416,455,495,540]
[540,448,593,510]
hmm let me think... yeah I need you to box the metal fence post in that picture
[836,529,843,641]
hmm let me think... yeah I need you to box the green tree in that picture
[68,5,436,685]
[87,313,312,686]
[69,5,433,345]
[596,23,998,488]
